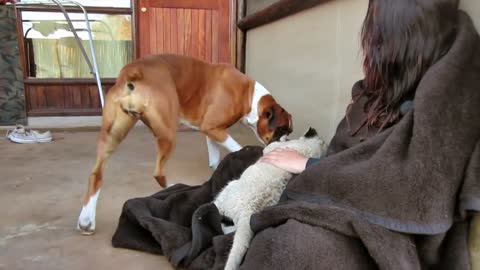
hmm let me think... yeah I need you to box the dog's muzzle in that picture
[269,126,293,144]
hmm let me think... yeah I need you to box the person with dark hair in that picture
[112,0,480,268]
[261,0,461,173]
[248,0,480,268]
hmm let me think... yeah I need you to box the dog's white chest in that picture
[242,81,271,126]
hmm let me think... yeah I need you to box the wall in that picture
[0,5,27,126]
[245,0,479,141]
[246,0,366,140]
[246,0,278,15]
[461,0,480,30]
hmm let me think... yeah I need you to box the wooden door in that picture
[136,0,235,64]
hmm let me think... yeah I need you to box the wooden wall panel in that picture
[25,82,114,116]
[137,0,233,64]
[145,7,221,63]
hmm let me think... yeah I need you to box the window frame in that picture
[15,3,136,83]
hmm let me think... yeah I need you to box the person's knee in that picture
[240,219,375,270]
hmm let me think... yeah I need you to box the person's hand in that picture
[259,148,309,174]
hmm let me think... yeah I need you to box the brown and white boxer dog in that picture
[77,54,293,234]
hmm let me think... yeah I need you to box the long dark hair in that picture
[357,0,459,130]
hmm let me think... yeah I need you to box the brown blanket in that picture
[112,11,480,269]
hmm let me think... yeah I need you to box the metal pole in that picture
[44,0,105,108]
[68,0,104,108]
[49,0,94,72]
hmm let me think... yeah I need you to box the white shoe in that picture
[6,125,53,143]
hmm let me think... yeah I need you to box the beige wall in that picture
[246,0,278,15]
[246,0,367,140]
[461,0,480,30]
[245,0,479,141]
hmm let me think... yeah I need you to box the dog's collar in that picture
[243,81,270,127]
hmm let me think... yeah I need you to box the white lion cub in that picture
[213,127,327,270]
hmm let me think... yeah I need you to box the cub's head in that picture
[256,95,293,144]
[264,127,327,158]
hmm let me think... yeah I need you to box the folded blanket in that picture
[112,11,480,270]
[112,146,263,269]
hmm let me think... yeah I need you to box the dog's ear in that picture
[265,106,277,129]
[268,105,294,143]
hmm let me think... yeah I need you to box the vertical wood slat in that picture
[28,85,38,111]
[80,86,91,108]
[157,8,164,53]
[191,9,199,59]
[89,87,100,109]
[64,87,73,109]
[170,8,178,54]
[205,9,212,62]
[163,8,171,53]
[149,8,158,54]
[184,9,192,58]
[198,9,206,59]
[211,10,219,63]
[177,8,185,55]
[72,86,82,107]
[37,87,47,108]
[218,0,230,63]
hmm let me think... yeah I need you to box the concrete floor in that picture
[0,125,259,270]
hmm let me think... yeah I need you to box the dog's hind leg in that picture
[142,110,176,188]
[152,137,175,187]
[77,102,137,235]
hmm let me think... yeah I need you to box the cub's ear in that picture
[303,127,318,138]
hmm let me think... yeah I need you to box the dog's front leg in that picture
[220,135,242,152]
[204,129,242,155]
[206,137,221,170]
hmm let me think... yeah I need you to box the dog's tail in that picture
[224,217,253,270]
[123,65,143,91]
[115,65,149,118]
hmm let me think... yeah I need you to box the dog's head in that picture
[256,95,293,144]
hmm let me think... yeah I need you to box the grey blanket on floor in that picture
[112,11,480,269]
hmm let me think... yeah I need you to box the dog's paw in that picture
[154,176,167,188]
[77,212,95,235]
[209,162,219,171]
